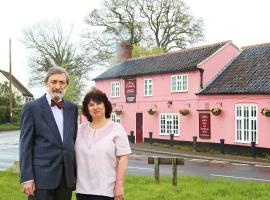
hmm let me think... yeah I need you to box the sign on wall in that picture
[199,113,211,139]
[125,79,136,103]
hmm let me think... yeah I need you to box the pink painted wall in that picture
[197,95,270,148]
[198,42,240,87]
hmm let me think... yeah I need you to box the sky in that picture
[0,0,270,98]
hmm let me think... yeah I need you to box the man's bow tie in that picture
[51,99,64,109]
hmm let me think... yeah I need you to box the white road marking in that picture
[254,165,270,168]
[210,160,228,164]
[211,174,270,182]
[231,163,249,166]
[190,159,209,162]
[128,166,153,171]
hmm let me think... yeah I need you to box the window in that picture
[171,74,188,92]
[235,104,257,143]
[144,78,153,96]
[111,82,120,97]
[160,113,179,136]
[111,113,121,123]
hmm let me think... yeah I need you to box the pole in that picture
[8,38,12,123]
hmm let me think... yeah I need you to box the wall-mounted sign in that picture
[199,113,210,139]
[125,79,136,103]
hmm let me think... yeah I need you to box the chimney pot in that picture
[117,40,132,62]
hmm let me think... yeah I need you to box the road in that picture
[0,130,19,170]
[1,131,270,182]
[128,156,270,182]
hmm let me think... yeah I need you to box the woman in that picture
[75,88,131,200]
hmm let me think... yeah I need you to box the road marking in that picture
[254,165,270,168]
[190,159,209,162]
[211,174,270,182]
[231,163,249,166]
[128,166,153,171]
[210,160,228,164]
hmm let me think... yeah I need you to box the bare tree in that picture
[83,0,204,66]
[137,0,204,51]
[83,0,144,66]
[22,20,89,102]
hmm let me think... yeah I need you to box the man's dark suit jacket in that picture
[19,94,78,189]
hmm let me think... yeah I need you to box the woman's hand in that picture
[114,184,124,200]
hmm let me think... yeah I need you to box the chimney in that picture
[117,40,133,63]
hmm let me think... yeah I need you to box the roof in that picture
[199,43,270,95]
[94,41,231,80]
[0,69,33,97]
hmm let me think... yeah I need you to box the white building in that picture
[0,69,34,104]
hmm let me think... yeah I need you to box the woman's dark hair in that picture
[82,88,112,122]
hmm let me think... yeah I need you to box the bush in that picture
[12,107,22,123]
[0,106,21,124]
[0,105,8,124]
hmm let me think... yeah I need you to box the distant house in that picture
[0,69,34,104]
[90,40,270,154]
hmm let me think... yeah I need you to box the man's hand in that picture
[22,181,35,196]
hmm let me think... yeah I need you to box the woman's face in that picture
[88,99,106,120]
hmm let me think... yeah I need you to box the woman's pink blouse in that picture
[75,120,131,197]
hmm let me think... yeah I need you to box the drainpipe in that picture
[198,68,204,89]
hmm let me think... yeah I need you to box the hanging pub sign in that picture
[199,113,211,139]
[125,79,136,103]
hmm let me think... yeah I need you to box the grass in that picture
[2,170,270,200]
[0,122,19,132]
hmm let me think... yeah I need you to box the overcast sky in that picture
[1,0,270,98]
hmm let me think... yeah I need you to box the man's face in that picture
[46,73,68,100]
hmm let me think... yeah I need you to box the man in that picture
[19,66,78,200]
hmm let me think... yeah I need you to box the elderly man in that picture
[19,66,78,200]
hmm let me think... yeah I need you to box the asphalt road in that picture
[0,130,19,170]
[1,131,270,182]
[128,154,270,182]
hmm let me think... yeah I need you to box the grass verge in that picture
[1,170,270,200]
[0,123,19,132]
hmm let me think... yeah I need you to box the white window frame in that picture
[235,104,258,144]
[171,74,188,92]
[111,82,120,97]
[111,113,121,123]
[144,78,153,96]
[159,113,179,136]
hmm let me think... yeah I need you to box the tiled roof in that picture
[0,70,33,97]
[199,43,270,95]
[94,41,230,80]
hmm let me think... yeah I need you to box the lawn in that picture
[0,123,19,132]
[1,170,270,200]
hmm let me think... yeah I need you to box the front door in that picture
[136,113,143,143]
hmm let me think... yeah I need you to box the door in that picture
[136,113,143,143]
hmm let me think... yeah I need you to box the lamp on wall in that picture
[167,100,173,107]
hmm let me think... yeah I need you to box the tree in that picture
[137,0,204,51]
[83,0,144,67]
[22,19,89,102]
[83,0,204,66]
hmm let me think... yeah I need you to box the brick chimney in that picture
[117,40,133,63]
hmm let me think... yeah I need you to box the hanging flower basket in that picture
[147,107,156,115]
[114,108,122,115]
[210,107,222,116]
[261,107,270,117]
[179,109,189,116]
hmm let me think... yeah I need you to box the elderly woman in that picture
[75,88,131,200]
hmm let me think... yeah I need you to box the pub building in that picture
[87,40,270,156]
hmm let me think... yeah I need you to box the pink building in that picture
[92,41,270,155]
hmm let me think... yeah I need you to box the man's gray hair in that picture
[45,66,69,84]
